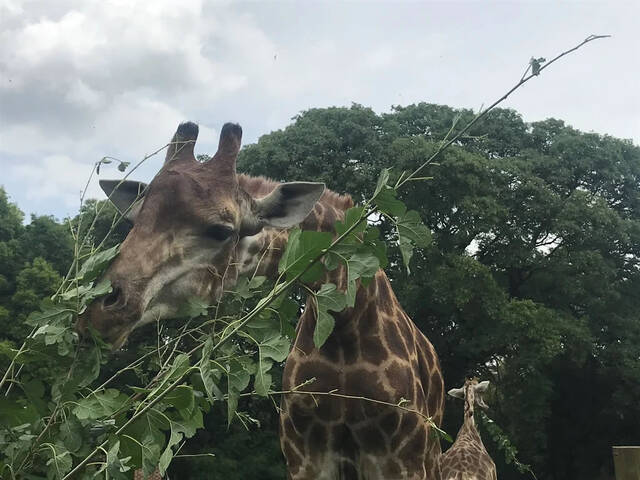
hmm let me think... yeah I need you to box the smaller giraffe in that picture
[440,379,497,480]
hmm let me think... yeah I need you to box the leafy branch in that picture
[477,411,537,479]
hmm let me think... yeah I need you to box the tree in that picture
[237,104,640,479]
[0,189,75,345]
[18,215,73,276]
[0,188,24,301]
[73,199,132,250]
[8,258,62,340]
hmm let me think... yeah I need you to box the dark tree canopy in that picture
[238,103,640,480]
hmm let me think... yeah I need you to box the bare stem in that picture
[396,34,609,188]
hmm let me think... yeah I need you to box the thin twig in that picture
[396,34,610,188]
[271,388,447,434]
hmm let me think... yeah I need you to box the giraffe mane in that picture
[238,174,354,212]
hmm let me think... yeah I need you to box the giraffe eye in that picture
[204,224,234,242]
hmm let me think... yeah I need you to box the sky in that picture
[1,0,638,221]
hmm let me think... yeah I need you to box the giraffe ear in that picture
[253,182,325,229]
[100,180,147,222]
[474,381,490,410]
[448,387,465,399]
[475,380,490,393]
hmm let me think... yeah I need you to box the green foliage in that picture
[18,215,74,276]
[477,411,536,478]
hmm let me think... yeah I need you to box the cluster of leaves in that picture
[477,411,536,479]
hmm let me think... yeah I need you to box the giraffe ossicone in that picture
[79,121,445,479]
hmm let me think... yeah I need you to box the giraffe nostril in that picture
[102,287,123,309]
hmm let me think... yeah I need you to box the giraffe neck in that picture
[463,386,476,429]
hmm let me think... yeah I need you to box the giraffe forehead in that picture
[215,205,238,224]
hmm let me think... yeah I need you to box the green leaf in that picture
[373,167,391,199]
[166,354,191,381]
[348,252,380,278]
[313,283,347,348]
[335,206,367,236]
[74,345,102,387]
[244,316,291,362]
[158,408,203,475]
[242,316,290,397]
[0,397,40,427]
[249,275,267,289]
[33,325,73,356]
[72,389,129,421]
[226,358,252,425]
[25,305,73,328]
[23,378,47,414]
[80,278,113,303]
[149,354,192,401]
[317,283,347,312]
[120,410,166,476]
[59,284,93,301]
[164,385,194,414]
[395,210,431,274]
[274,296,299,339]
[233,275,267,300]
[199,338,223,403]
[44,442,72,479]
[363,228,388,269]
[397,210,431,247]
[399,237,415,274]
[59,416,83,453]
[345,252,380,307]
[158,427,181,476]
[100,440,131,480]
[314,310,335,350]
[278,228,332,282]
[253,357,273,397]
[374,187,407,217]
[258,334,290,363]
[77,245,120,283]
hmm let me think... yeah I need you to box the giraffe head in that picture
[448,378,490,416]
[77,121,324,348]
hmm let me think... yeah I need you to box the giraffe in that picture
[78,121,445,479]
[440,379,497,480]
[134,468,162,480]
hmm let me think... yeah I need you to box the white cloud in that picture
[65,79,106,109]
[10,154,102,208]
[363,45,394,70]
[0,0,638,221]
